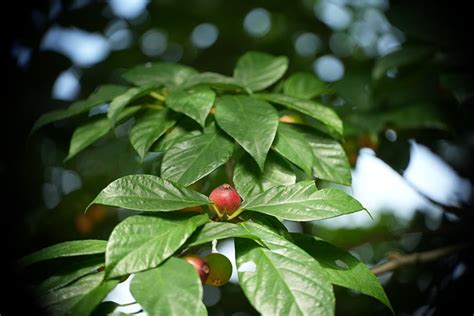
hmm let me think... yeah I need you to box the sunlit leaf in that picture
[122,62,198,87]
[236,221,334,316]
[215,95,278,171]
[234,51,288,91]
[273,123,314,176]
[258,93,343,137]
[283,73,328,99]
[182,72,247,92]
[89,174,210,212]
[297,127,351,185]
[165,87,215,127]
[242,181,365,221]
[233,153,296,200]
[131,257,203,316]
[105,213,208,278]
[292,234,393,313]
[161,124,234,186]
[129,109,177,160]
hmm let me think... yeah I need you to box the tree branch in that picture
[371,244,468,276]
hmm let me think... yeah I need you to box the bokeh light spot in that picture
[191,23,219,49]
[243,8,271,37]
[294,32,321,57]
[313,55,345,82]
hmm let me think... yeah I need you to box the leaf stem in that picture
[212,239,218,253]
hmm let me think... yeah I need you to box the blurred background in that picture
[4,0,474,315]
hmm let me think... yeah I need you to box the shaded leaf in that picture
[273,123,314,176]
[38,272,104,315]
[105,213,208,278]
[234,51,288,91]
[242,181,365,221]
[292,233,393,313]
[37,256,104,295]
[122,62,198,87]
[20,240,107,268]
[258,93,343,137]
[107,85,156,122]
[373,46,434,80]
[215,95,278,171]
[68,278,119,316]
[66,106,141,161]
[165,87,216,127]
[283,73,328,99]
[129,109,177,160]
[89,174,210,212]
[233,153,296,200]
[236,221,334,316]
[161,124,234,186]
[31,85,128,134]
[131,257,203,316]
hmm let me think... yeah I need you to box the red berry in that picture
[182,255,210,283]
[209,184,241,216]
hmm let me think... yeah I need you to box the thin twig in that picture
[371,243,468,276]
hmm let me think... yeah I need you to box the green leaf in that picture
[37,256,104,295]
[68,278,119,316]
[105,213,208,278]
[301,129,351,185]
[273,123,314,176]
[131,257,203,316]
[19,240,107,268]
[234,153,296,200]
[236,221,334,316]
[129,109,177,160]
[292,234,393,313]
[66,106,141,161]
[31,85,128,134]
[122,62,198,87]
[258,93,343,137]
[89,174,210,212]
[234,51,288,91]
[161,124,234,186]
[165,87,216,127]
[38,272,104,315]
[152,126,201,152]
[373,46,434,80]
[242,181,365,221]
[283,73,328,99]
[187,222,263,247]
[215,95,278,171]
[107,85,156,122]
[182,72,247,92]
